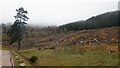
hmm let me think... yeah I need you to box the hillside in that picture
[3,26,119,49]
[58,11,119,31]
[4,26,119,66]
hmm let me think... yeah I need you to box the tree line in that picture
[58,11,120,31]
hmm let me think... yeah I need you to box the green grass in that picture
[16,45,118,66]
[12,51,31,66]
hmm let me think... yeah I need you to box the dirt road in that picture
[0,50,13,67]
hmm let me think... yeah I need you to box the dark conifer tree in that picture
[7,7,29,49]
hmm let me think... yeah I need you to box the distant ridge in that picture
[58,11,119,31]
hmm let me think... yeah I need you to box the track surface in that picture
[0,50,13,67]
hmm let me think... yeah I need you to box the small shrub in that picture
[29,56,38,63]
[49,47,55,49]
[38,48,41,50]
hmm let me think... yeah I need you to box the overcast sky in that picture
[0,0,119,26]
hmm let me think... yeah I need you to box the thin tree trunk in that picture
[18,18,21,50]
[18,40,21,50]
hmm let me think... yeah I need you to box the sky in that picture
[0,0,119,26]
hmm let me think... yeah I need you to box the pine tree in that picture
[7,7,29,49]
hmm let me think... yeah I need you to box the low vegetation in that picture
[2,26,119,66]
[29,56,38,63]
[16,43,118,66]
